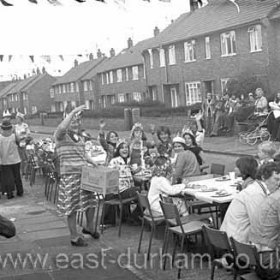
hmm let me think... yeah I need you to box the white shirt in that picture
[220,180,269,243]
[196,129,205,148]
[148,176,185,215]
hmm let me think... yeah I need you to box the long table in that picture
[182,176,242,227]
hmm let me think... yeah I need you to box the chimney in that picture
[74,59,79,67]
[110,48,115,57]
[190,0,201,12]
[127,37,133,49]
[154,26,160,37]
[36,67,41,75]
[42,67,46,74]
[97,49,102,58]
[23,74,27,79]
[89,53,94,61]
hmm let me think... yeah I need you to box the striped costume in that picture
[55,127,96,216]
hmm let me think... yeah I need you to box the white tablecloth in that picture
[182,176,241,204]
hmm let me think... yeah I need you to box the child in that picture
[0,119,23,199]
[98,120,119,166]
[150,125,173,158]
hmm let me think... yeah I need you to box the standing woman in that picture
[267,92,280,141]
[55,105,99,247]
[0,119,23,199]
[14,112,30,175]
[172,136,201,184]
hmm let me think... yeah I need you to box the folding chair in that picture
[137,192,165,260]
[160,201,208,279]
[202,225,234,280]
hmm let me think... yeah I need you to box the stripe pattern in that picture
[57,173,97,216]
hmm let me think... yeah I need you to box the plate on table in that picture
[215,176,230,182]
[199,187,218,192]
[211,190,231,197]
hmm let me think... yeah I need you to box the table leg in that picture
[94,196,104,234]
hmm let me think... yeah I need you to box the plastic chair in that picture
[230,237,262,280]
[202,225,234,280]
[160,201,208,279]
[100,190,138,237]
[210,163,225,176]
[137,192,165,260]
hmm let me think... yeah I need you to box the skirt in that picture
[57,173,97,216]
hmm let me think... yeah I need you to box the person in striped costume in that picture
[55,105,99,247]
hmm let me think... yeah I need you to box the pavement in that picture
[30,124,259,157]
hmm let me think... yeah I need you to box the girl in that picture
[150,125,173,157]
[105,139,140,225]
[14,112,30,175]
[98,120,118,166]
[0,119,23,199]
[172,136,201,184]
[148,156,188,217]
[182,130,204,166]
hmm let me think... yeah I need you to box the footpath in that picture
[30,125,258,157]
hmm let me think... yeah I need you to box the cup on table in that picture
[229,172,235,180]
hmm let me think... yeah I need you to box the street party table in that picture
[182,175,242,227]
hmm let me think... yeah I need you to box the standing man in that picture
[202,92,215,136]
[254,88,268,114]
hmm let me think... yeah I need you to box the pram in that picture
[238,112,271,145]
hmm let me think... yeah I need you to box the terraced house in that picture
[97,34,158,108]
[50,54,106,112]
[142,0,280,107]
[0,72,56,115]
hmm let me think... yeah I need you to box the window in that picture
[83,81,88,91]
[248,25,262,52]
[23,93,28,101]
[152,87,157,101]
[106,72,110,84]
[11,95,14,102]
[50,88,54,98]
[109,71,113,83]
[101,73,104,85]
[148,49,153,68]
[117,69,122,82]
[55,86,58,94]
[184,40,196,62]
[111,95,115,105]
[12,107,15,113]
[118,93,125,103]
[185,82,202,105]
[31,106,37,114]
[170,87,179,108]
[76,82,79,92]
[23,107,27,114]
[125,68,129,81]
[221,78,230,94]
[15,94,18,101]
[85,100,90,109]
[62,84,66,93]
[89,80,93,91]
[70,82,75,93]
[59,102,64,112]
[67,84,71,93]
[205,37,211,59]
[58,85,62,94]
[51,105,56,112]
[132,92,141,102]
[132,66,139,80]
[159,48,166,67]
[71,101,76,107]
[168,45,176,65]
[221,31,236,56]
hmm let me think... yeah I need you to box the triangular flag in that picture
[41,55,51,63]
[8,55,12,62]
[29,55,34,63]
[47,0,62,5]
[0,0,13,6]
[0,55,3,62]
[59,55,64,61]
[75,0,86,2]
[28,0,38,3]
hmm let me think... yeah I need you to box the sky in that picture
[0,0,190,80]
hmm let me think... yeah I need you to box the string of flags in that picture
[0,0,170,6]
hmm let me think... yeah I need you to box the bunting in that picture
[29,55,34,63]
[0,55,3,62]
[8,55,12,62]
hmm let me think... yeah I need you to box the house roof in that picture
[6,75,40,95]
[81,58,110,80]
[0,82,17,98]
[96,36,156,73]
[145,0,280,48]
[53,57,105,85]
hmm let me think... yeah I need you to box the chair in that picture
[160,201,208,279]
[202,225,234,280]
[137,192,165,260]
[230,237,262,280]
[100,190,138,237]
[210,163,225,176]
